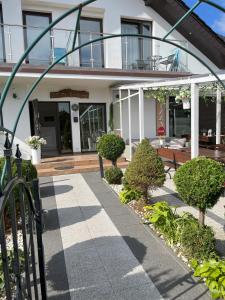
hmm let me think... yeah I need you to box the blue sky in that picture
[183,0,225,35]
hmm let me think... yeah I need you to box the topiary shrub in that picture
[174,157,225,225]
[124,139,165,200]
[97,133,125,166]
[105,166,123,184]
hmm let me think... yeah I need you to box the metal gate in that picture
[0,0,224,299]
[0,133,46,299]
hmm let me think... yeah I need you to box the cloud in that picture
[212,14,225,35]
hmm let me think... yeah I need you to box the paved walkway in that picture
[40,173,210,300]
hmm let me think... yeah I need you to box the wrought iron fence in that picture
[0,133,46,299]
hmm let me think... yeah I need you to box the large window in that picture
[0,5,5,62]
[23,11,52,64]
[79,18,104,68]
[121,19,152,70]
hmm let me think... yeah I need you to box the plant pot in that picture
[182,99,190,110]
[31,148,41,165]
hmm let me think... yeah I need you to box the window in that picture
[79,17,104,68]
[121,19,152,70]
[0,5,5,62]
[23,11,52,64]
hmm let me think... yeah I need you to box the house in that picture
[0,0,224,158]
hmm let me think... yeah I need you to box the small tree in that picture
[174,157,225,225]
[124,139,165,200]
[97,133,125,166]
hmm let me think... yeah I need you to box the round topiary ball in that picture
[174,156,225,224]
[105,166,123,184]
[97,133,125,165]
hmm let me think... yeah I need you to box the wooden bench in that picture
[157,148,190,178]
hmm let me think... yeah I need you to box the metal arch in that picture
[1,0,225,114]
[11,33,225,145]
[0,0,224,187]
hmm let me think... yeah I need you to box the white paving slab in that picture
[52,173,163,300]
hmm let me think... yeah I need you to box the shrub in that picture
[0,157,37,184]
[124,139,165,200]
[97,133,125,166]
[105,166,123,184]
[144,202,177,244]
[179,220,216,261]
[192,259,225,299]
[174,157,225,225]
[145,201,217,262]
[119,187,142,204]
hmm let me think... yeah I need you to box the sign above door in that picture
[50,89,89,99]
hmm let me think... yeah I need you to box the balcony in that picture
[0,24,189,73]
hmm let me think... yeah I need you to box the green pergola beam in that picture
[11,32,225,147]
[163,0,203,40]
[0,0,96,113]
[202,0,225,13]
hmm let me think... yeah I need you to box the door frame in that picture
[29,100,73,156]
[79,102,107,153]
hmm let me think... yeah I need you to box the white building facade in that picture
[0,0,224,158]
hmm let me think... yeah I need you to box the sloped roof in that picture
[144,0,225,69]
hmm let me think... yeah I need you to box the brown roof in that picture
[144,0,225,69]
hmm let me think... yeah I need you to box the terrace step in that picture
[37,161,129,177]
[36,154,128,177]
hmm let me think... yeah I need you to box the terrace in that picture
[0,23,189,73]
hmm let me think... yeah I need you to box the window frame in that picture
[22,10,52,64]
[121,18,152,62]
[0,4,6,63]
[78,16,104,68]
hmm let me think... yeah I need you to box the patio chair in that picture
[53,47,67,65]
[159,49,180,72]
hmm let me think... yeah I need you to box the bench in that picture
[157,148,190,178]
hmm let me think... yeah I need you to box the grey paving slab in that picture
[40,176,70,300]
[83,172,211,300]
[51,173,162,300]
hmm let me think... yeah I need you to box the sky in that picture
[183,0,225,36]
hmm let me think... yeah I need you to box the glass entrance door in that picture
[79,103,106,152]
[29,101,72,157]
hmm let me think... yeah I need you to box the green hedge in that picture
[144,201,217,262]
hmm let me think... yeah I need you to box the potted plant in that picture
[175,87,191,109]
[25,136,47,165]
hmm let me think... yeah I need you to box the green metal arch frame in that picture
[0,0,224,188]
[11,33,225,143]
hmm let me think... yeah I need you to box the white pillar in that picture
[166,96,170,137]
[216,87,222,145]
[139,88,145,141]
[191,83,199,158]
[128,90,132,161]
[119,90,123,138]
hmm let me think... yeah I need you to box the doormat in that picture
[54,166,74,170]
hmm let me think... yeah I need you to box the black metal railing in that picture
[0,133,46,299]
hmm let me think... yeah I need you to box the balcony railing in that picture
[0,24,189,72]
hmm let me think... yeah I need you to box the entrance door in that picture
[29,101,73,157]
[79,103,106,152]
[38,102,60,156]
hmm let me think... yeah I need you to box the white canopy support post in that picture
[191,83,199,158]
[128,89,132,161]
[139,88,145,142]
[119,89,123,138]
[216,87,222,145]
